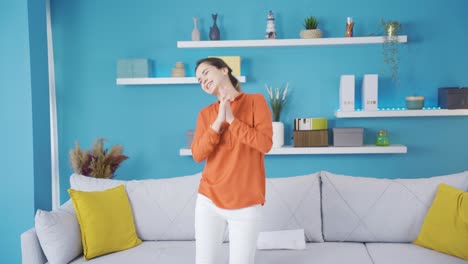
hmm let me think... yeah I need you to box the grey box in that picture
[333,128,364,147]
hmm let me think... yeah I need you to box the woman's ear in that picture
[222,67,229,75]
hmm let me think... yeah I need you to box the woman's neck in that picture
[218,85,240,101]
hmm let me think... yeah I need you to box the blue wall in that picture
[28,0,52,215]
[50,0,468,202]
[0,1,51,263]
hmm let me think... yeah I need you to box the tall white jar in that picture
[272,121,284,148]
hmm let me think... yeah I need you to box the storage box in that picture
[339,75,355,111]
[117,59,152,78]
[293,130,328,147]
[186,130,194,148]
[294,118,328,131]
[333,128,364,147]
[362,74,378,111]
[209,56,241,76]
[438,87,468,109]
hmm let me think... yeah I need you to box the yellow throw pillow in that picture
[68,185,142,260]
[413,183,468,260]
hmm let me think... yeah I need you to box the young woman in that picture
[192,57,273,264]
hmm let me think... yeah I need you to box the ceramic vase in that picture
[191,17,200,41]
[300,29,323,39]
[272,122,284,148]
[209,13,220,40]
[171,62,186,77]
[405,96,424,110]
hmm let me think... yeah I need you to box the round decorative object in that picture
[300,29,322,39]
[171,62,186,77]
[272,121,284,148]
[375,130,390,146]
[406,96,425,110]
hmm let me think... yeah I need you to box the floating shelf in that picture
[335,109,468,118]
[177,36,408,48]
[179,144,407,156]
[117,76,246,85]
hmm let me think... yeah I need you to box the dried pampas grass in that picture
[69,138,128,179]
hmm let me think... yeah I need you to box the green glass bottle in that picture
[375,130,390,146]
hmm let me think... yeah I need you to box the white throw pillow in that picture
[257,229,306,250]
[257,172,323,242]
[35,200,82,264]
[70,172,201,241]
[321,171,468,243]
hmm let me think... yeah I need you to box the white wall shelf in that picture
[335,109,468,118]
[117,76,246,85]
[180,144,407,156]
[177,36,408,48]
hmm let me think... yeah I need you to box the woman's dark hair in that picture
[195,57,241,91]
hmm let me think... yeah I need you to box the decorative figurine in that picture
[191,17,200,41]
[345,17,354,37]
[265,10,277,39]
[209,13,220,40]
[171,62,186,77]
[375,130,390,146]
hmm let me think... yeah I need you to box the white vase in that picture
[191,17,200,41]
[272,122,284,148]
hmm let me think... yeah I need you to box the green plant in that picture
[303,16,319,30]
[69,138,128,179]
[265,83,289,122]
[381,20,402,37]
[380,19,404,85]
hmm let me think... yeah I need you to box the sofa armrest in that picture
[21,228,46,264]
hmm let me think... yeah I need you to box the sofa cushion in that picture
[70,173,201,241]
[34,200,81,264]
[68,241,375,264]
[68,185,142,260]
[69,241,226,264]
[321,171,468,242]
[365,243,468,264]
[255,242,374,264]
[413,183,468,260]
[257,173,323,242]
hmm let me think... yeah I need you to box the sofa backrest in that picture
[70,173,201,241]
[258,172,323,242]
[70,172,324,242]
[320,171,468,243]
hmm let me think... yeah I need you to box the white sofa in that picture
[21,171,468,264]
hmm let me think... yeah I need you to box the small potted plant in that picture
[69,138,128,179]
[380,19,404,84]
[265,83,289,148]
[300,16,322,39]
[383,20,402,37]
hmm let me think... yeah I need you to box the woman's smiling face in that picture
[196,62,228,95]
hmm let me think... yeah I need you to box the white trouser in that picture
[195,194,261,264]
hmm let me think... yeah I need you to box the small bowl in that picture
[406,96,425,110]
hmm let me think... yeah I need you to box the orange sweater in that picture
[191,92,273,209]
